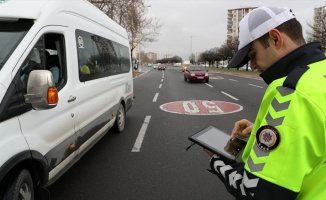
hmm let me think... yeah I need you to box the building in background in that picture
[227,7,256,41]
[163,54,172,59]
[132,42,140,61]
[145,52,157,62]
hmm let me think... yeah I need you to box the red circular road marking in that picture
[160,100,243,115]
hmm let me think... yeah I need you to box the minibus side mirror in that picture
[24,70,59,110]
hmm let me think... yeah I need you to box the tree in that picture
[156,56,182,64]
[189,53,196,64]
[214,37,249,70]
[89,0,161,59]
[199,48,220,67]
[307,17,326,52]
[171,56,182,63]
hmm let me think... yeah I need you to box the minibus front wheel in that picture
[114,103,125,133]
[6,169,34,200]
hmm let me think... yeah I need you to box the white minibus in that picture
[0,0,134,198]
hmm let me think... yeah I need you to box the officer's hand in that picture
[203,148,215,157]
[230,119,253,139]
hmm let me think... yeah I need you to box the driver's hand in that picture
[230,119,253,139]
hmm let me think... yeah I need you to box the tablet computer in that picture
[188,126,247,162]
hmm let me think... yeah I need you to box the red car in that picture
[184,65,209,83]
[158,65,166,70]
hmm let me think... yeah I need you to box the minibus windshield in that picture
[0,19,33,70]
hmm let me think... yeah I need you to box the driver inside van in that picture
[20,50,41,83]
[45,51,60,83]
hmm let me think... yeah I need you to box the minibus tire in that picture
[114,104,125,133]
[6,169,34,200]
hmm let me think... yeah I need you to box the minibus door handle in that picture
[68,96,76,103]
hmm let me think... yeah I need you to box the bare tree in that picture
[89,0,161,59]
[189,53,196,64]
[218,41,233,62]
[215,37,247,69]
[199,47,221,67]
[89,0,111,10]
[156,56,182,64]
[307,19,326,52]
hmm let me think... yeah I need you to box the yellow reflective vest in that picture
[243,59,326,199]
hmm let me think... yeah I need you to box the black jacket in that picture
[260,42,326,84]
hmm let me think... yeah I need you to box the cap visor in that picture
[227,43,251,68]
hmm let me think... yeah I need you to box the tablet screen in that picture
[189,126,247,162]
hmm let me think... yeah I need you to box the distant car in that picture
[181,65,187,72]
[153,64,158,69]
[158,65,166,70]
[184,65,209,83]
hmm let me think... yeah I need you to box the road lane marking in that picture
[159,84,162,88]
[161,79,164,82]
[248,83,263,88]
[229,79,238,82]
[206,83,213,87]
[221,91,239,101]
[131,116,151,152]
[153,93,159,102]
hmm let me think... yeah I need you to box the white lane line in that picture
[221,91,239,101]
[131,116,151,152]
[153,93,159,102]
[161,79,164,82]
[159,84,162,88]
[248,83,263,88]
[206,83,213,87]
[229,79,238,82]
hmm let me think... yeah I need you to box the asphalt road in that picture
[48,66,266,200]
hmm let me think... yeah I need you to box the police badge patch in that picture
[256,125,280,151]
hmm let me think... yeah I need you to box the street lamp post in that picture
[188,35,193,55]
[187,35,196,63]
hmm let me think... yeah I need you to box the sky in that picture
[143,0,326,60]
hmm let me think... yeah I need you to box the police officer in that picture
[205,5,326,200]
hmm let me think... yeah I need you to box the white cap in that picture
[228,5,295,68]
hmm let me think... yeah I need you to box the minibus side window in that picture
[120,45,131,73]
[19,34,66,89]
[76,29,131,82]
[44,33,67,88]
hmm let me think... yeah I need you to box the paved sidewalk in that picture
[133,71,142,78]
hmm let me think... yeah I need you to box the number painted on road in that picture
[202,100,224,113]
[183,101,199,114]
[160,100,243,115]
